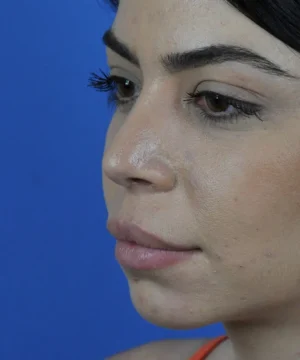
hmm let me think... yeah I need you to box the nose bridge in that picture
[102,98,177,192]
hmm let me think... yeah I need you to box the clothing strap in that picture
[188,335,229,360]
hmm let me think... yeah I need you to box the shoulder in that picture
[105,338,209,360]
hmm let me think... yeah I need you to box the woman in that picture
[90,0,300,359]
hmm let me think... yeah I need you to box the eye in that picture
[113,76,136,100]
[184,90,263,124]
[88,70,138,108]
[199,93,235,114]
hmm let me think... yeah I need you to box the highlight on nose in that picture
[102,152,177,192]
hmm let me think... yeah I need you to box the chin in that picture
[126,275,219,330]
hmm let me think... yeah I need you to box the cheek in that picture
[237,143,300,228]
[185,138,300,306]
[189,135,300,259]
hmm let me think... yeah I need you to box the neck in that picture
[223,303,300,360]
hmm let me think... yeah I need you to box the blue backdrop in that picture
[0,1,225,359]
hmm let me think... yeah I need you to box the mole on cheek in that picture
[131,15,138,24]
[264,251,274,258]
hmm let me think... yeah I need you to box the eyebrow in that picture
[102,29,296,79]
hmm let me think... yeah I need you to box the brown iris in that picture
[116,78,135,99]
[201,94,232,113]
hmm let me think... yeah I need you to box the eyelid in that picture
[109,64,143,83]
[191,91,260,108]
[192,80,267,104]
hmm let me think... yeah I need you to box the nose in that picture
[102,132,177,193]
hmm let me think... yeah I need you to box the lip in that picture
[106,218,201,270]
[107,218,197,251]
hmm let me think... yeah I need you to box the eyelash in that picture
[88,69,263,124]
[88,69,133,108]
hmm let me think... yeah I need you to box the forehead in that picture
[112,0,299,75]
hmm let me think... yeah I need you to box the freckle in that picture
[238,265,245,269]
[234,197,238,203]
[240,296,247,301]
[131,15,138,24]
[264,252,273,258]
[256,228,260,232]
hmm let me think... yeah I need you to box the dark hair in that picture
[106,0,300,54]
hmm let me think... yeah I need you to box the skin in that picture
[102,0,300,359]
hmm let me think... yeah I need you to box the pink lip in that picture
[106,218,200,270]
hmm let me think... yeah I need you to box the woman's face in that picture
[102,0,300,329]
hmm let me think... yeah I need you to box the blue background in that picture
[0,1,225,359]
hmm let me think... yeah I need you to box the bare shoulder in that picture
[105,338,209,360]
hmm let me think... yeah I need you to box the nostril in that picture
[129,178,152,186]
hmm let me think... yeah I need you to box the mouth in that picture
[106,218,202,270]
[106,218,201,252]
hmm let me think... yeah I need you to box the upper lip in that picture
[107,218,198,251]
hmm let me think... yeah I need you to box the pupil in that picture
[119,79,134,97]
[207,94,228,112]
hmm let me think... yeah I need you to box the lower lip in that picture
[115,240,195,270]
